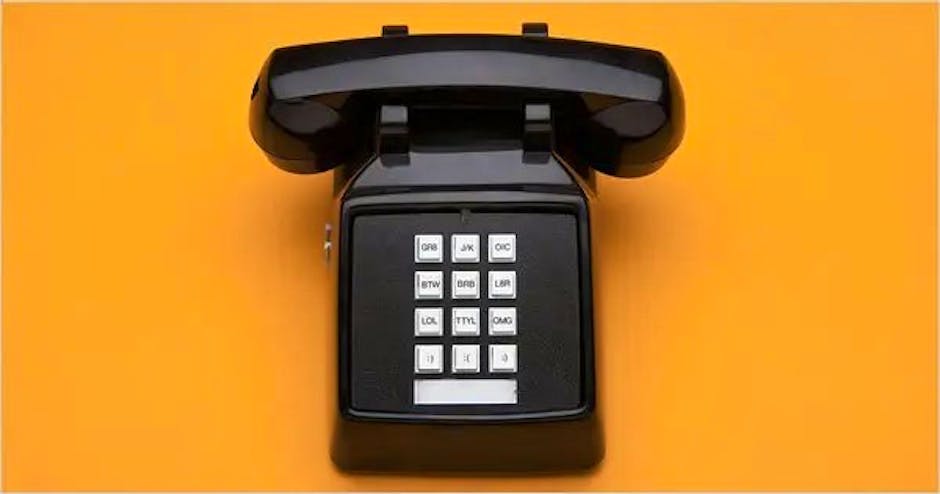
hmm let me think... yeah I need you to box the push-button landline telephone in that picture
[249,23,684,472]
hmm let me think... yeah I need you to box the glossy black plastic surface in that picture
[249,33,684,178]
[332,190,601,472]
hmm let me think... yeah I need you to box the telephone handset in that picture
[250,24,684,472]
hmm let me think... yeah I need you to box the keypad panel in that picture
[413,234,518,381]
[347,211,582,415]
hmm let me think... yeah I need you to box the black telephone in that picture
[249,24,684,472]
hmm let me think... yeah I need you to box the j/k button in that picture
[451,234,480,263]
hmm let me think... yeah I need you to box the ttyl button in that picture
[452,307,480,336]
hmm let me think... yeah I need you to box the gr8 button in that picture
[414,234,443,263]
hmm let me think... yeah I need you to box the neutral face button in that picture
[489,344,517,373]
[452,344,481,373]
[451,234,480,263]
[488,234,516,263]
[451,271,480,299]
[488,307,517,336]
[415,344,443,374]
[488,271,516,299]
[414,307,443,336]
[414,271,444,300]
[414,234,443,263]
[452,307,481,336]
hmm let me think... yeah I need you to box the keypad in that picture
[349,211,583,415]
[413,233,518,383]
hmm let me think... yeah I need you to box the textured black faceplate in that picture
[342,204,588,420]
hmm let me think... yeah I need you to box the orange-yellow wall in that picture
[2,3,937,491]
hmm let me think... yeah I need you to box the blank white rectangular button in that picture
[414,308,443,336]
[488,234,516,263]
[488,271,516,299]
[451,271,480,299]
[451,234,480,263]
[414,234,443,263]
[414,271,444,299]
[488,307,517,336]
[489,344,517,373]
[414,345,443,374]
[414,379,517,405]
[452,344,480,373]
[451,307,481,336]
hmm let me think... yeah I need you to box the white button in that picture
[452,345,480,373]
[452,307,481,336]
[488,271,516,299]
[451,234,480,263]
[414,379,517,405]
[415,344,443,374]
[451,271,480,299]
[414,234,443,263]
[488,307,517,336]
[489,344,517,373]
[414,308,443,336]
[488,234,516,263]
[414,271,444,299]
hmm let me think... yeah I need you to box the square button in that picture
[415,271,444,300]
[488,307,517,336]
[489,344,517,373]
[414,234,443,263]
[488,234,516,263]
[414,308,443,336]
[415,345,443,374]
[452,271,480,299]
[488,271,516,299]
[452,307,481,336]
[452,345,480,373]
[451,234,480,263]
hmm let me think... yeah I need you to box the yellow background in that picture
[2,3,937,491]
